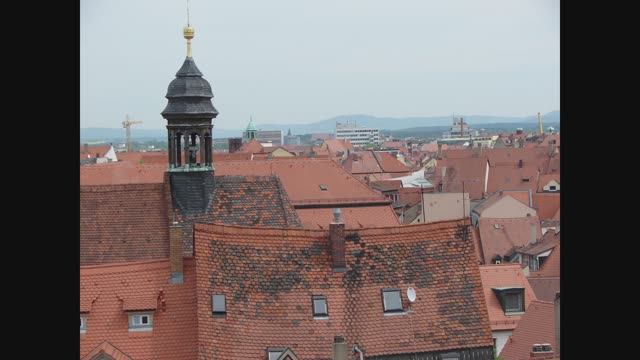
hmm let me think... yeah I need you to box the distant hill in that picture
[81,111,559,141]
[80,128,242,142]
[257,111,559,134]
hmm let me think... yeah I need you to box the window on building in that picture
[212,294,226,315]
[382,289,403,313]
[80,315,87,333]
[128,313,153,331]
[532,344,553,353]
[312,296,328,317]
[549,185,557,191]
[493,288,525,314]
[504,291,524,313]
[319,184,328,191]
[441,352,460,360]
[268,348,286,360]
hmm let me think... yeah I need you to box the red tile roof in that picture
[472,191,535,217]
[486,165,539,194]
[80,183,170,265]
[323,139,353,155]
[81,176,304,265]
[532,193,560,220]
[382,141,405,149]
[370,179,403,192]
[80,259,197,360]
[420,142,447,153]
[526,236,560,302]
[502,190,532,207]
[342,151,410,175]
[116,151,168,164]
[215,158,389,207]
[194,221,493,359]
[498,300,557,359]
[296,205,400,229]
[479,264,538,331]
[238,139,264,153]
[537,174,560,192]
[212,152,253,161]
[530,244,560,279]
[432,157,488,200]
[477,217,542,265]
[398,187,423,207]
[80,162,167,185]
[81,145,112,159]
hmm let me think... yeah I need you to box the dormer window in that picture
[382,289,403,313]
[128,313,153,331]
[312,295,328,318]
[319,184,328,191]
[268,347,286,360]
[492,287,525,314]
[532,343,553,353]
[549,185,557,191]
[80,315,87,334]
[212,294,226,316]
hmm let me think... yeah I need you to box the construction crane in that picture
[122,115,143,152]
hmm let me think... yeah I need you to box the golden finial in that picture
[183,0,194,58]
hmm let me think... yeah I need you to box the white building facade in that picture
[335,122,381,147]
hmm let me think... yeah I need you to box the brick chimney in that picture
[332,336,348,360]
[330,208,346,272]
[83,143,89,154]
[555,292,560,357]
[436,143,442,159]
[169,222,184,284]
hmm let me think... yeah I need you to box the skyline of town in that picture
[81,0,559,129]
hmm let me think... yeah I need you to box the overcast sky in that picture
[81,0,559,130]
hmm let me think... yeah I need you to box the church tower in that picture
[162,24,217,170]
[162,20,217,285]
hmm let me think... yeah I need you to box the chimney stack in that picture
[332,336,348,360]
[538,112,544,135]
[436,142,442,159]
[169,222,184,284]
[518,159,523,168]
[330,209,346,271]
[83,143,89,154]
[555,292,560,357]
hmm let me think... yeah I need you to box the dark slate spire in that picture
[161,57,218,120]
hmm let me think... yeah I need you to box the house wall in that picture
[104,146,118,162]
[493,330,513,356]
[271,148,295,158]
[422,193,470,223]
[481,196,537,219]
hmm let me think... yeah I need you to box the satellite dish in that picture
[407,287,416,303]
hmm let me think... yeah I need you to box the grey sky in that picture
[81,0,559,130]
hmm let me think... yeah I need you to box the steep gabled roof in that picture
[80,260,197,360]
[479,264,538,331]
[343,151,410,175]
[432,157,488,200]
[81,176,303,265]
[296,205,400,229]
[323,139,353,155]
[80,183,170,266]
[499,300,557,359]
[215,158,389,207]
[194,221,493,359]
[238,139,264,154]
[211,176,302,228]
[537,174,560,192]
[477,216,542,265]
[532,193,560,220]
